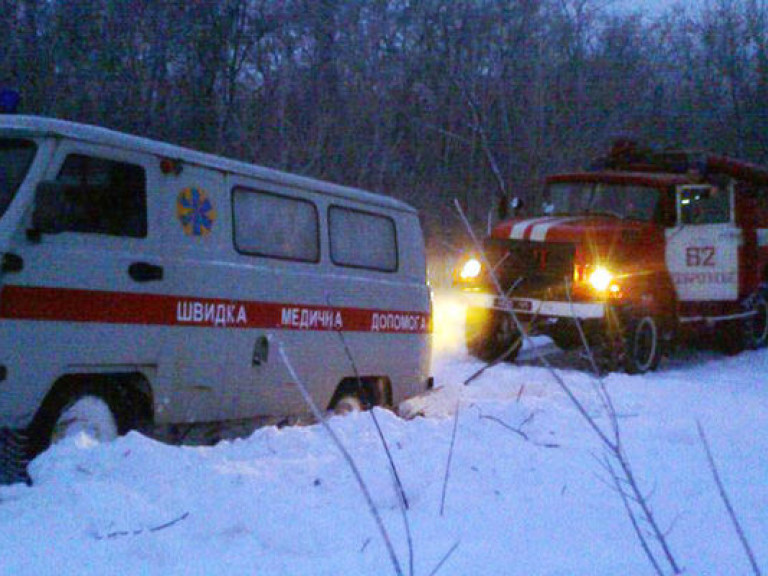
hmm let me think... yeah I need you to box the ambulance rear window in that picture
[233,188,319,262]
[329,206,398,272]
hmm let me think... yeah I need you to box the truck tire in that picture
[748,293,768,349]
[716,293,768,355]
[623,315,662,374]
[465,308,521,363]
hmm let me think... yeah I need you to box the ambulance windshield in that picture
[0,138,37,219]
[545,181,660,222]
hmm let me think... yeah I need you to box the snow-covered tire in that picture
[50,396,119,444]
[333,395,365,415]
[465,308,521,363]
[623,315,662,374]
[27,385,132,461]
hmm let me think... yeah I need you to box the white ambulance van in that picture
[0,116,432,482]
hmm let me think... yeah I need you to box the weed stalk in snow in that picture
[439,401,461,517]
[277,344,404,576]
[697,421,763,576]
[328,310,414,576]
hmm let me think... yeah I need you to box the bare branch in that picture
[428,541,461,576]
[478,414,530,442]
[329,293,414,574]
[440,401,461,517]
[95,512,190,541]
[697,421,763,576]
[605,458,665,576]
[462,335,522,386]
[277,344,404,576]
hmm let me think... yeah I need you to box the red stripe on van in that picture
[0,285,431,334]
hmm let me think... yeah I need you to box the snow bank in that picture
[1,294,767,575]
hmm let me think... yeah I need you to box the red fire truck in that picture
[455,143,768,373]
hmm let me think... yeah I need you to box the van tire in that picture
[26,376,150,462]
[333,395,365,415]
[328,377,388,414]
[50,395,119,444]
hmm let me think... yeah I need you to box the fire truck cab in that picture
[456,144,768,373]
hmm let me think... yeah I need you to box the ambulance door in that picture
[6,142,162,373]
[665,184,740,305]
[228,183,325,418]
[157,163,245,424]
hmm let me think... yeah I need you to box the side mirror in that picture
[31,181,70,235]
[497,195,509,220]
[496,196,524,220]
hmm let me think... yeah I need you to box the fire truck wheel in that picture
[466,309,521,363]
[623,315,661,374]
[749,294,768,349]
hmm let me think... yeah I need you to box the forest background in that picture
[4,0,768,281]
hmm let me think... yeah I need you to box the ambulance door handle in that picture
[128,261,164,282]
[253,335,269,366]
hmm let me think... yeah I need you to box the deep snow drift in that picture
[1,291,766,575]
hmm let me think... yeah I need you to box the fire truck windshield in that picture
[0,138,36,220]
[546,182,660,222]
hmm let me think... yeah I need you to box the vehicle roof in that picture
[547,171,691,188]
[0,115,416,213]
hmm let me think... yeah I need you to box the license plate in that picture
[495,297,532,312]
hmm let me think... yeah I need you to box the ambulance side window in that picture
[329,206,398,272]
[55,154,147,238]
[232,187,319,262]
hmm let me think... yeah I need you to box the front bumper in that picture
[464,292,606,320]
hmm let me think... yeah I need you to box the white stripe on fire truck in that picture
[509,217,554,240]
[528,217,581,241]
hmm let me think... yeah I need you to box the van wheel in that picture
[333,395,365,415]
[28,385,132,459]
[466,309,521,363]
[50,396,119,444]
[622,315,662,374]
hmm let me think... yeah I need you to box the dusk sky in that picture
[612,0,702,15]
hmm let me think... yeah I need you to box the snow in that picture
[1,291,767,575]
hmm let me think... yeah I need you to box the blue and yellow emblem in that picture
[177,187,216,237]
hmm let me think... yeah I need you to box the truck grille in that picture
[483,238,575,296]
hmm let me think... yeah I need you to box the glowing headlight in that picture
[588,266,614,291]
[459,258,482,280]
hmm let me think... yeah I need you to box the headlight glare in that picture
[589,266,614,292]
[459,258,482,280]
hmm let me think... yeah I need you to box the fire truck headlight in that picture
[588,266,614,292]
[459,257,482,281]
